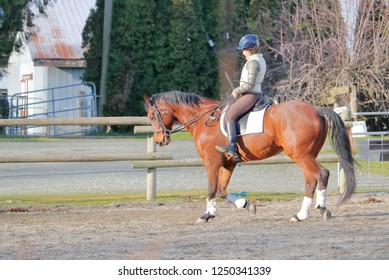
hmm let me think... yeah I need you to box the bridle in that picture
[147,96,172,134]
[147,96,231,145]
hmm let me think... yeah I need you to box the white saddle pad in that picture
[220,106,268,137]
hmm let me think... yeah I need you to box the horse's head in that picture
[144,96,175,146]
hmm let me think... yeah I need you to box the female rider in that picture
[215,34,267,162]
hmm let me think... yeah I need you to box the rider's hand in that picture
[232,91,241,99]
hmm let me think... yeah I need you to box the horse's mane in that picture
[152,91,214,107]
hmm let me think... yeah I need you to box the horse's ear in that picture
[143,96,151,106]
[143,96,151,112]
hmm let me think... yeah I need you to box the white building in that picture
[6,0,97,136]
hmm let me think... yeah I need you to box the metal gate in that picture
[7,82,98,136]
[351,112,389,191]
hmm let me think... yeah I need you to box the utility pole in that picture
[99,0,113,119]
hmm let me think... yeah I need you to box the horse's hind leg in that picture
[290,171,316,222]
[225,194,256,214]
[290,157,331,222]
[315,165,332,221]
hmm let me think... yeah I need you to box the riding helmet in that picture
[237,34,259,51]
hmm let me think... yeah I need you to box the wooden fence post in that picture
[146,132,157,201]
[133,125,157,201]
[339,105,354,194]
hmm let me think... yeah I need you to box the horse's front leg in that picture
[196,154,236,223]
[196,160,255,224]
[219,165,244,206]
[196,160,220,224]
[219,165,256,215]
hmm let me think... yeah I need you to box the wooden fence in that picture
[131,126,339,199]
[0,117,162,200]
[0,117,340,200]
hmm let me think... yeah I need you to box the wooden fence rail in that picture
[0,152,172,163]
[132,154,339,169]
[132,154,340,200]
[0,117,150,126]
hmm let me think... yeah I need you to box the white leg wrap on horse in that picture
[206,198,217,216]
[315,189,327,208]
[226,194,246,208]
[297,196,312,220]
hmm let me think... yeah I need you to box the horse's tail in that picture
[317,107,356,207]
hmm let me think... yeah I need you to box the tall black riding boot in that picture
[215,121,241,162]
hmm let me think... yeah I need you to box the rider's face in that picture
[242,49,251,60]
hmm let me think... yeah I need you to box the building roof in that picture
[27,0,96,67]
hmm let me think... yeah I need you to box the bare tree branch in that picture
[261,0,389,113]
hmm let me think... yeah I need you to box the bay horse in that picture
[144,91,356,223]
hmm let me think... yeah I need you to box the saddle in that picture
[220,95,273,137]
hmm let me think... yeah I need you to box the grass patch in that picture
[0,193,145,207]
[247,192,302,202]
[355,159,389,175]
[0,190,304,208]
[0,190,207,208]
[171,131,193,140]
[319,148,336,154]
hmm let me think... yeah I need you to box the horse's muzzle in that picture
[156,135,171,146]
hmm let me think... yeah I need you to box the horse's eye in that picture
[149,115,155,121]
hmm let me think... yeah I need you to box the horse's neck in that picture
[172,103,215,131]
[172,104,201,124]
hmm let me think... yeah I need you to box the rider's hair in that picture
[248,45,260,54]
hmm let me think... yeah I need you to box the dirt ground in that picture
[0,192,388,260]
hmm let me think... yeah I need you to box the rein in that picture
[148,96,231,140]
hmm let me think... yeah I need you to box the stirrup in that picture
[226,150,242,163]
[215,144,242,163]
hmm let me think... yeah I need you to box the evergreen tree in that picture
[152,0,172,92]
[0,0,31,76]
[82,0,220,118]
[119,0,158,116]
[196,0,219,98]
[81,0,104,97]
[166,0,218,97]
[0,0,55,77]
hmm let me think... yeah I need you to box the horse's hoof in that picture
[323,210,332,221]
[322,209,332,221]
[245,201,256,215]
[318,207,332,221]
[289,215,301,223]
[195,214,215,224]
